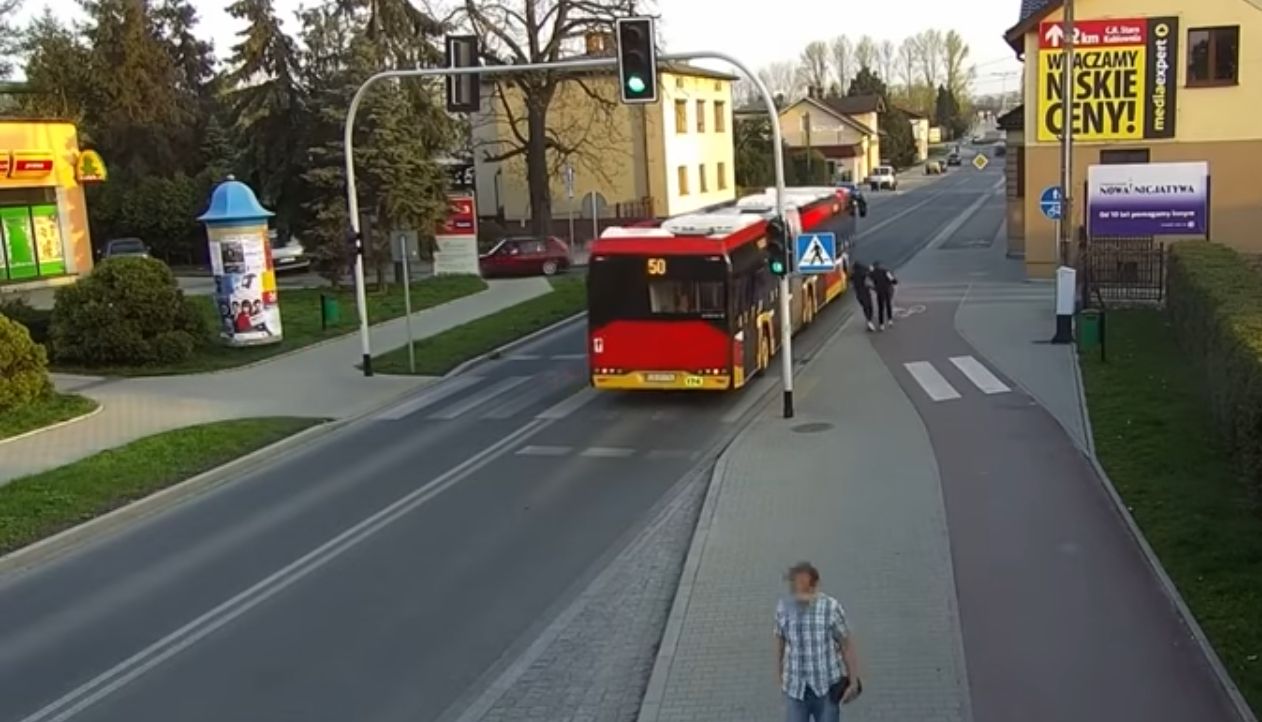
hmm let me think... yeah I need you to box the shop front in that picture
[0,120,101,286]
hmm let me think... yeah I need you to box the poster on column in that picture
[208,228,283,345]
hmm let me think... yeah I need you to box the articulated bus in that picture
[586,187,857,391]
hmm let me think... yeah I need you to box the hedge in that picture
[0,312,53,412]
[1167,241,1262,491]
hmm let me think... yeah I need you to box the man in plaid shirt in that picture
[775,562,862,721]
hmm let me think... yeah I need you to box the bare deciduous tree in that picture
[462,0,639,235]
[757,60,800,102]
[877,39,896,84]
[915,28,945,88]
[797,40,829,94]
[854,35,876,72]
[943,29,974,98]
[829,35,851,95]
[897,37,918,92]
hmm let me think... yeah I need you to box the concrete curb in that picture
[444,311,586,378]
[0,401,104,448]
[0,418,343,577]
[1071,346,1258,722]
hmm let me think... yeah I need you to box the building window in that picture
[675,76,684,89]
[696,100,706,132]
[699,164,708,192]
[1188,26,1240,86]
[677,165,689,195]
[715,101,727,132]
[714,80,721,91]
[1100,148,1151,164]
[675,100,687,134]
[717,162,728,190]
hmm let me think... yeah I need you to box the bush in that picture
[0,312,53,412]
[0,297,51,345]
[50,257,210,367]
[1167,241,1262,492]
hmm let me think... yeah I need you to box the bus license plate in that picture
[645,373,676,383]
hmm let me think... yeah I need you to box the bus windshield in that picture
[589,255,728,325]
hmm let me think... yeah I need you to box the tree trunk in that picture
[525,99,552,236]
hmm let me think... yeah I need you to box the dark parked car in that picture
[947,152,962,166]
[836,182,868,217]
[479,236,572,277]
[100,237,151,260]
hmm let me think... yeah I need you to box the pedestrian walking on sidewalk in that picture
[871,262,898,331]
[850,262,876,332]
[775,561,863,722]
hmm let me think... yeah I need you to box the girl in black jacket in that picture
[871,262,898,330]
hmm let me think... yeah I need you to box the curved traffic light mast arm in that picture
[342,48,795,418]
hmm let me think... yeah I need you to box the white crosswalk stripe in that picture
[904,361,961,402]
[949,355,1011,395]
[481,379,564,419]
[374,376,483,421]
[580,447,637,458]
[428,376,530,420]
[537,388,599,420]
[516,445,573,457]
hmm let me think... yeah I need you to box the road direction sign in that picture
[795,232,837,273]
[562,164,575,199]
[973,154,989,171]
[1039,186,1064,220]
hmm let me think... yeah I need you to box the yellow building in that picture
[0,120,99,288]
[471,44,737,226]
[776,94,883,183]
[1005,0,1262,277]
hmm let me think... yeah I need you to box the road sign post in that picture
[564,163,576,249]
[972,153,989,171]
[391,230,420,374]
[343,48,794,415]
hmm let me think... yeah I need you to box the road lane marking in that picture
[428,376,530,420]
[904,361,962,402]
[481,379,564,420]
[580,447,636,458]
[516,445,572,457]
[536,387,599,419]
[550,353,586,360]
[374,376,482,421]
[645,449,698,461]
[505,353,542,361]
[949,355,1011,395]
[17,418,550,722]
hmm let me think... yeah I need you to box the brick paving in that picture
[638,321,972,722]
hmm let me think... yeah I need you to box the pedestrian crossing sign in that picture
[795,232,837,273]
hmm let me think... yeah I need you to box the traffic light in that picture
[445,35,480,113]
[616,17,657,104]
[766,216,789,277]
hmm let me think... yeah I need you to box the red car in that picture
[479,236,573,277]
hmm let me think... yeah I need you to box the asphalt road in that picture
[0,164,1003,722]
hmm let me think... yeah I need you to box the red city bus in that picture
[586,187,856,391]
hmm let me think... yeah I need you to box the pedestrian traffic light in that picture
[766,216,789,277]
[616,17,657,104]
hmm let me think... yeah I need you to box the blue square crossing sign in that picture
[795,232,837,273]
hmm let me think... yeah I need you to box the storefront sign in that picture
[1036,17,1179,141]
[76,150,107,182]
[1087,161,1208,237]
[9,151,55,179]
[0,152,11,178]
[435,193,479,276]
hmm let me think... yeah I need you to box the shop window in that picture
[0,187,65,282]
[1188,26,1240,86]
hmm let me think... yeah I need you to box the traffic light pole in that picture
[343,50,795,418]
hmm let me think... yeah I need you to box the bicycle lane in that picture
[866,284,1244,721]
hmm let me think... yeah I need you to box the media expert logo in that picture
[1036,17,1179,142]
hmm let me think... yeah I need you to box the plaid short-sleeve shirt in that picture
[775,593,849,700]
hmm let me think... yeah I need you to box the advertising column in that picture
[197,179,283,347]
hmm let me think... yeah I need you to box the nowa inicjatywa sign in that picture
[1036,17,1179,142]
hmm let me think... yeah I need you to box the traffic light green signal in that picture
[769,255,786,276]
[766,216,789,277]
[616,17,657,104]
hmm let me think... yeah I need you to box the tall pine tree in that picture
[224,0,308,237]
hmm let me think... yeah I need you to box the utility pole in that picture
[1059,0,1076,265]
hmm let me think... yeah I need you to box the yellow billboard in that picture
[1036,17,1179,142]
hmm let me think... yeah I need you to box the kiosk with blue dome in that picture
[197,177,284,347]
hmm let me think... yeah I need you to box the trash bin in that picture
[1077,309,1101,350]
[320,294,341,329]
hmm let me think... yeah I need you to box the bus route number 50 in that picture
[647,258,667,275]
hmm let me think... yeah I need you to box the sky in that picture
[16,0,1024,94]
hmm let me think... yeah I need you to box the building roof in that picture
[896,105,928,120]
[1005,0,1061,54]
[819,94,884,116]
[997,104,1024,130]
[784,96,878,136]
[659,62,740,82]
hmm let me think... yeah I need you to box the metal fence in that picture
[1081,237,1167,304]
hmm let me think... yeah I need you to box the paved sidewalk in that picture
[638,320,972,722]
[0,277,550,483]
